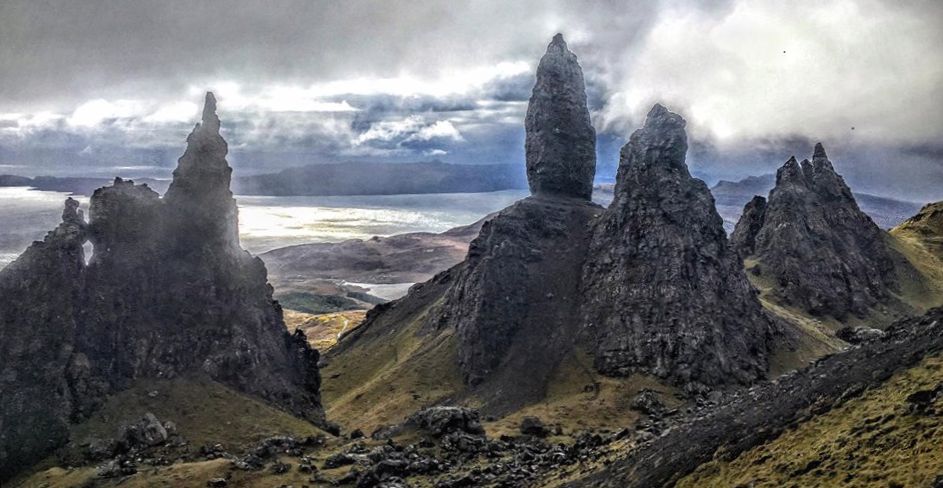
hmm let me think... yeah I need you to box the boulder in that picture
[407,407,485,437]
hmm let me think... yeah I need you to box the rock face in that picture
[574,306,943,488]
[728,195,766,255]
[0,93,325,480]
[335,38,779,414]
[581,104,775,387]
[731,144,897,319]
[525,33,596,200]
[417,33,601,404]
[424,196,600,404]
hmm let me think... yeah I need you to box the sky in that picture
[1,0,941,200]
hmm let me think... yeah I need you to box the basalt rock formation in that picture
[572,306,943,488]
[422,34,602,398]
[525,33,596,200]
[731,144,897,319]
[334,37,778,415]
[728,195,766,254]
[0,93,325,480]
[581,104,776,387]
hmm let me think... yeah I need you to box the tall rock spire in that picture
[163,91,239,253]
[524,33,596,200]
[581,104,775,387]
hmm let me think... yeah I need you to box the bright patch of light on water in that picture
[0,187,89,269]
[0,188,528,269]
[236,190,526,253]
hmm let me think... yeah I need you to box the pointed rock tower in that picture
[731,144,897,319]
[163,92,240,255]
[581,104,775,386]
[0,94,327,479]
[525,33,596,200]
[334,35,603,413]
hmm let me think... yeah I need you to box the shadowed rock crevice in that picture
[0,93,326,480]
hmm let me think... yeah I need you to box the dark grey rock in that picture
[581,104,776,387]
[731,144,898,319]
[117,413,168,451]
[407,407,485,437]
[0,93,326,479]
[525,33,596,200]
[519,417,549,437]
[572,308,943,488]
[729,195,767,256]
[835,326,886,344]
[629,390,667,418]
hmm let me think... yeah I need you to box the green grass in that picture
[678,354,943,488]
[68,377,326,451]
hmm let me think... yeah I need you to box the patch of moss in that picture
[678,354,943,488]
[284,309,366,352]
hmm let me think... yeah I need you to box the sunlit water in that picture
[0,187,527,269]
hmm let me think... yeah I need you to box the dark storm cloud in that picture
[0,0,941,199]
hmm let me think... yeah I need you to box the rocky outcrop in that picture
[525,33,596,200]
[333,38,779,415]
[0,93,326,480]
[572,306,943,488]
[581,104,776,387]
[0,198,88,478]
[728,195,766,256]
[426,196,601,403]
[731,144,897,319]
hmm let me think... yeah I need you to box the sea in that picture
[0,187,528,270]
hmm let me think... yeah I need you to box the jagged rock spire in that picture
[733,143,897,319]
[201,91,220,133]
[777,156,804,185]
[163,91,239,252]
[525,33,596,200]
[582,103,775,387]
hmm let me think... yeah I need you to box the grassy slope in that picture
[750,225,943,377]
[320,296,465,433]
[284,309,366,352]
[16,377,327,487]
[678,354,943,488]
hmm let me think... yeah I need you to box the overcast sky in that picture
[1,0,941,199]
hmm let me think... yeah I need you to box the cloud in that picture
[405,120,464,142]
[0,0,940,199]
[598,0,943,146]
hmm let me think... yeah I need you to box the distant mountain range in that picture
[0,161,527,197]
[234,161,526,196]
[0,174,170,195]
[710,173,924,230]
